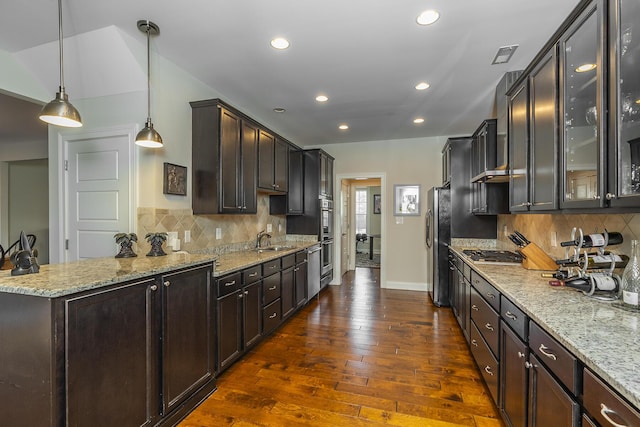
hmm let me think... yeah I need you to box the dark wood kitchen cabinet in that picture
[470,119,509,215]
[509,48,558,212]
[68,263,215,427]
[215,265,264,373]
[500,320,529,427]
[281,254,296,319]
[191,99,257,214]
[270,149,304,215]
[294,250,308,308]
[258,130,289,193]
[320,150,334,199]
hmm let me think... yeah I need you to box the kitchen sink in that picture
[254,245,295,253]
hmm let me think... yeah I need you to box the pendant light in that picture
[39,0,82,128]
[135,20,163,148]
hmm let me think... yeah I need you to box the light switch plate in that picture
[267,224,272,232]
[216,228,222,240]
[184,230,191,243]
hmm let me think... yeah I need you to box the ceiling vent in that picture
[492,45,519,65]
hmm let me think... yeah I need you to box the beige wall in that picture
[318,136,448,290]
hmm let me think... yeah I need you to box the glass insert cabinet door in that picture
[560,0,604,208]
[610,0,640,205]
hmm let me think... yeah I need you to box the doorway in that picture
[335,173,386,288]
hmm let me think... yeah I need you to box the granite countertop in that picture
[450,245,640,409]
[0,240,319,298]
[0,252,217,298]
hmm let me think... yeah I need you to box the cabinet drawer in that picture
[263,259,281,276]
[262,298,281,333]
[463,262,471,282]
[262,273,280,305]
[471,271,500,312]
[281,254,295,269]
[216,272,242,297]
[470,287,500,357]
[500,295,528,342]
[529,321,578,395]
[470,322,499,403]
[295,250,307,264]
[243,265,262,285]
[583,368,640,427]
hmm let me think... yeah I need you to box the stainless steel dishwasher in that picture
[307,244,321,299]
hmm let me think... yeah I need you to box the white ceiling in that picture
[0,0,581,147]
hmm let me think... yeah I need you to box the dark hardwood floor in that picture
[180,267,504,426]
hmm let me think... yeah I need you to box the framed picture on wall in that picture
[163,163,187,196]
[373,194,381,214]
[393,184,420,216]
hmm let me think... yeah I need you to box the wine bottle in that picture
[621,240,640,309]
[560,232,623,248]
[555,253,629,269]
[562,277,592,293]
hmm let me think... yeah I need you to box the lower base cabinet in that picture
[59,263,215,427]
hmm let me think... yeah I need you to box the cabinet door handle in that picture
[248,272,258,277]
[164,281,170,287]
[538,344,557,360]
[150,284,158,291]
[269,312,277,319]
[518,351,526,359]
[471,304,479,311]
[525,361,533,369]
[471,339,478,347]
[244,291,249,295]
[600,403,628,427]
[237,206,242,209]
[484,323,494,332]
[605,193,617,201]
[487,293,496,300]
[484,366,494,376]
[238,294,243,299]
[268,286,277,291]
[505,311,517,320]
[225,280,236,287]
[294,267,299,272]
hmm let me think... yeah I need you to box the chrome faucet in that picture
[256,230,271,248]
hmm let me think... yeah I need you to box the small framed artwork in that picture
[163,163,187,196]
[394,184,420,216]
[373,194,381,214]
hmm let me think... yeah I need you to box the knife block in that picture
[519,243,558,271]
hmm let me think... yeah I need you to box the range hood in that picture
[471,71,523,184]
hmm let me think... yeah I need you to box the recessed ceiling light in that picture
[415,82,430,91]
[416,10,440,26]
[413,118,425,124]
[270,37,290,50]
[273,107,286,113]
[338,124,349,130]
[492,45,519,64]
[575,63,596,72]
[316,95,328,102]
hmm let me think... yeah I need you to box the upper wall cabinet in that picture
[607,0,640,207]
[559,0,605,209]
[258,132,289,193]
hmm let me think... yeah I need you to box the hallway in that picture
[180,268,503,426]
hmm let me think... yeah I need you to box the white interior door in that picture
[340,181,350,274]
[64,130,134,261]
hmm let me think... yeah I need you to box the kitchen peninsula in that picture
[0,240,316,427]
[449,244,640,426]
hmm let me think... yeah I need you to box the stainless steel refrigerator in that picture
[426,186,451,306]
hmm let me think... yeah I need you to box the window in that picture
[355,189,367,234]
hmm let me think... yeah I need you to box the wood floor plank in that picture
[179,268,504,426]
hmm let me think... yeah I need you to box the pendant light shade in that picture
[135,20,163,148]
[39,0,82,128]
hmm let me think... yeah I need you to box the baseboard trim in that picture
[383,281,428,292]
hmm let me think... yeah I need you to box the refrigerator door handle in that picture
[426,210,432,248]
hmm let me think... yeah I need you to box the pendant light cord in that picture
[146,25,151,122]
[58,0,65,91]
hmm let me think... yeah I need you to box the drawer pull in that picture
[471,304,479,311]
[238,294,243,299]
[269,313,277,319]
[225,280,236,287]
[538,344,557,360]
[484,323,494,332]
[248,272,258,277]
[244,291,249,295]
[269,265,277,269]
[487,293,496,300]
[484,366,494,376]
[518,351,526,359]
[150,284,158,291]
[505,311,517,320]
[268,286,277,291]
[600,403,628,427]
[471,339,478,347]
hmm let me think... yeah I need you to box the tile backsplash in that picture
[137,194,288,254]
[498,213,640,260]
